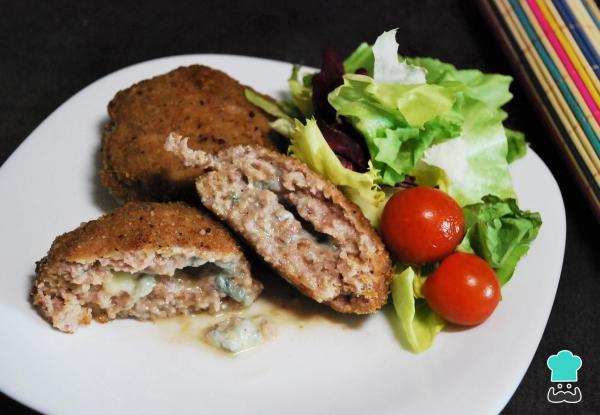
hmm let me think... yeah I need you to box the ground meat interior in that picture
[196,148,380,304]
[117,265,235,319]
[34,258,256,333]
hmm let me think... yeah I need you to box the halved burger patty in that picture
[32,202,262,333]
[100,65,280,203]
[165,134,392,314]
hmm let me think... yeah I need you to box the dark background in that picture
[1,0,598,413]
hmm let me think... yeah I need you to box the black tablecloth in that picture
[1,1,598,413]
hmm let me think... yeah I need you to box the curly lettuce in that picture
[243,89,295,137]
[288,118,385,226]
[288,64,314,117]
[329,74,463,185]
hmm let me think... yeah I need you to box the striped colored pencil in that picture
[480,0,600,218]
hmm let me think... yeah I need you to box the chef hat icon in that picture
[547,350,582,382]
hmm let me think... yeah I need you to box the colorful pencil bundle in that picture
[480,0,600,218]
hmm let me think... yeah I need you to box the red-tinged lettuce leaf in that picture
[312,47,345,122]
[317,119,369,171]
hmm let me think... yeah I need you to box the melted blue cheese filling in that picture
[103,259,251,304]
[206,317,264,353]
[215,273,248,304]
[183,261,252,304]
[104,272,157,301]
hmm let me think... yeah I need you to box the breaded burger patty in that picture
[166,134,392,314]
[100,65,279,202]
[33,202,262,333]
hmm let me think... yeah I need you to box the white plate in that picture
[0,55,565,415]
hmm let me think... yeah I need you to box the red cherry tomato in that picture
[381,187,464,264]
[423,252,500,326]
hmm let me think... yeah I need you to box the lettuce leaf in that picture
[244,89,292,120]
[406,57,513,112]
[288,64,314,117]
[288,118,386,226]
[372,29,426,84]
[390,266,445,353]
[343,42,374,74]
[398,57,521,205]
[329,74,462,185]
[339,49,530,196]
[407,57,528,162]
[505,128,528,163]
[420,97,516,206]
[244,89,296,137]
[458,195,542,285]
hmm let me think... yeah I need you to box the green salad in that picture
[246,29,542,352]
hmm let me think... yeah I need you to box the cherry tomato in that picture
[423,252,500,326]
[381,187,464,263]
